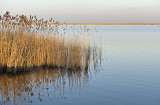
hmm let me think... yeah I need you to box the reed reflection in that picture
[0,62,102,105]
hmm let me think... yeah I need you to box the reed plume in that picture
[0,11,101,73]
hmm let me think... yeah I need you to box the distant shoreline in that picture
[1,23,160,26]
[59,23,160,25]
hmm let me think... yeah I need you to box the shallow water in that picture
[0,25,160,105]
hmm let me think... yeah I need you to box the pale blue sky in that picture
[0,0,160,23]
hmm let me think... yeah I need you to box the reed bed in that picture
[0,11,102,73]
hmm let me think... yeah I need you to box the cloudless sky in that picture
[0,0,160,23]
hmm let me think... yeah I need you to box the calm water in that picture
[0,25,160,105]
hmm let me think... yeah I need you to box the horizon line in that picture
[1,23,160,25]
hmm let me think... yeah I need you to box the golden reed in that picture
[0,11,102,73]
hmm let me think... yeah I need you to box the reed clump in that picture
[0,11,101,73]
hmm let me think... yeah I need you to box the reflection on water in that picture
[0,68,90,105]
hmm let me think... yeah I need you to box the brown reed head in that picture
[0,11,102,73]
[0,11,56,27]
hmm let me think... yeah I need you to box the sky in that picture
[0,0,160,23]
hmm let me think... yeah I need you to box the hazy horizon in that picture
[1,0,160,24]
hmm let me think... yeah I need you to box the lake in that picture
[0,25,160,105]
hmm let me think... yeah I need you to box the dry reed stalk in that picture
[0,11,101,73]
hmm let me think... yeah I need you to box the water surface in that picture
[0,25,160,105]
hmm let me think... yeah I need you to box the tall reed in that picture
[0,11,102,73]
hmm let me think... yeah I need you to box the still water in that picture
[0,25,160,105]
